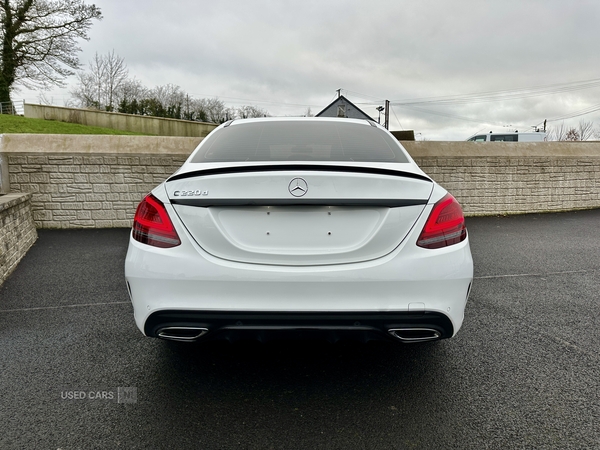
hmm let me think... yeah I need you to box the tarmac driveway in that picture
[1,209,599,449]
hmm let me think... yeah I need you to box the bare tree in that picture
[200,97,235,123]
[102,50,127,111]
[548,122,568,141]
[237,105,269,119]
[116,78,147,105]
[71,52,106,109]
[564,128,580,141]
[71,51,128,111]
[36,92,54,105]
[0,0,102,104]
[146,84,187,118]
[577,119,595,141]
[188,97,209,122]
[548,120,597,141]
[151,84,184,109]
[68,54,268,123]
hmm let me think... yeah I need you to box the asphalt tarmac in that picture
[1,209,599,449]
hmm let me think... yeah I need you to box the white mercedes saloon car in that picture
[125,117,473,344]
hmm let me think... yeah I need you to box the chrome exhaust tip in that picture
[388,328,441,343]
[157,327,209,342]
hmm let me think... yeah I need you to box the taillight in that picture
[417,193,467,249]
[132,194,181,248]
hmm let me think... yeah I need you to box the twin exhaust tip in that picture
[388,328,441,343]
[156,326,441,343]
[157,327,209,342]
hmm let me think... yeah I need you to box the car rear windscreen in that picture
[191,121,410,163]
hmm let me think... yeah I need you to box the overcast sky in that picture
[15,0,600,140]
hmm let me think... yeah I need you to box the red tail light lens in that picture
[132,194,181,248]
[417,193,467,249]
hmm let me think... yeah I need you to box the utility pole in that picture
[376,106,384,124]
[383,100,390,130]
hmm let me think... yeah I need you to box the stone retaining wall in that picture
[2,135,599,229]
[403,141,600,216]
[0,193,37,284]
[3,134,198,228]
[7,152,189,228]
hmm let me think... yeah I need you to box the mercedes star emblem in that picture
[288,177,308,197]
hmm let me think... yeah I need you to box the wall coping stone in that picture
[401,141,600,158]
[2,134,600,158]
[0,192,32,213]
[0,134,201,154]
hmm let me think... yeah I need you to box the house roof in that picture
[315,95,375,121]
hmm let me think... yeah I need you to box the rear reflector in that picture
[417,193,466,249]
[132,194,181,248]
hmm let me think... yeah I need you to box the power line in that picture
[541,103,600,123]
[341,89,385,102]
[353,100,518,128]
[346,77,600,109]
[390,105,403,130]
[396,104,506,126]
[345,77,600,128]
[391,77,600,106]
[184,93,315,109]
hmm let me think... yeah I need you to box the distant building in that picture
[316,95,415,140]
[316,95,375,121]
[390,130,415,141]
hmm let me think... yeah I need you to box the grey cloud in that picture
[17,0,600,140]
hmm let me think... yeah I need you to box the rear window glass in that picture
[191,121,409,163]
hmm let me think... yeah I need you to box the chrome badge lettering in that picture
[173,190,209,197]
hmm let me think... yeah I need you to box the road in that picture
[1,209,599,449]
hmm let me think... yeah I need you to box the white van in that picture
[467,131,547,142]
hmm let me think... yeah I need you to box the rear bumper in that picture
[144,310,454,343]
[125,215,474,341]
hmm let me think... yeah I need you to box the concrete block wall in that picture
[403,141,600,216]
[3,134,198,229]
[0,193,37,284]
[7,153,190,228]
[1,135,600,229]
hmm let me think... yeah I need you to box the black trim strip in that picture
[167,164,432,183]
[170,198,427,207]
